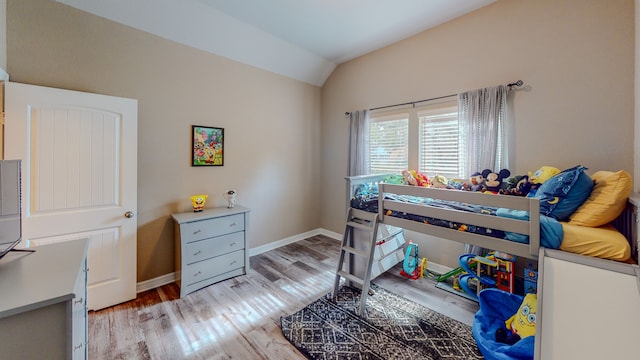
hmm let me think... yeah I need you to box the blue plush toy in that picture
[469,172,485,192]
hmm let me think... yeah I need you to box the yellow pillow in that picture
[568,170,632,227]
[560,222,631,261]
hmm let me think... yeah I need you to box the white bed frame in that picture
[347,174,640,360]
[347,174,541,259]
[347,173,639,286]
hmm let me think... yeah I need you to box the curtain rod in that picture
[345,80,524,116]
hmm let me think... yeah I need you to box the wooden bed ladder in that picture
[332,208,380,316]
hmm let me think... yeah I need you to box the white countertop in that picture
[0,239,88,318]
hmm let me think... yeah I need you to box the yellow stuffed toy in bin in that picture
[496,293,537,344]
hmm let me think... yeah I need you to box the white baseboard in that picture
[316,228,342,241]
[248,227,341,256]
[136,228,452,293]
[137,272,176,293]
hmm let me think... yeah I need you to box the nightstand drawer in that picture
[181,213,244,242]
[184,231,245,265]
[184,249,245,286]
[182,268,245,296]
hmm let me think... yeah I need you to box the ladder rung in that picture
[350,209,379,222]
[341,246,369,258]
[337,270,365,285]
[346,221,373,231]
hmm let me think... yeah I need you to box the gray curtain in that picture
[347,110,371,176]
[459,85,513,177]
[458,85,514,255]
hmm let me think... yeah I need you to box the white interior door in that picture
[4,82,138,310]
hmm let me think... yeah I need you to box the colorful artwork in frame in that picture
[192,125,224,166]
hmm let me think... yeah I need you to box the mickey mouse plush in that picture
[481,169,511,194]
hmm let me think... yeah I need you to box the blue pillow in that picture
[534,165,593,221]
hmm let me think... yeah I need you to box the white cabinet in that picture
[172,206,250,297]
[0,239,88,360]
[536,248,640,360]
[350,224,406,282]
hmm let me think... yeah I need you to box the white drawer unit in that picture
[350,224,406,282]
[0,239,89,360]
[172,205,250,298]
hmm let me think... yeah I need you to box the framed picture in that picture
[192,125,224,166]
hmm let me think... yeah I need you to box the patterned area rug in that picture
[281,284,483,360]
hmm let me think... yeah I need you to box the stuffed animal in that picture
[501,175,521,195]
[410,170,430,187]
[469,172,485,192]
[431,174,448,188]
[482,169,511,193]
[496,293,537,345]
[447,178,465,190]
[402,170,417,186]
[514,175,533,196]
[528,166,560,196]
[383,174,406,184]
[501,174,532,196]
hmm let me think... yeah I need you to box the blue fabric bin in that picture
[472,288,535,360]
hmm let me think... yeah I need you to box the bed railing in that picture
[345,173,395,211]
[377,183,541,259]
[346,174,639,263]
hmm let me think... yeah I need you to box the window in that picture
[369,98,468,178]
[418,105,464,179]
[369,114,408,174]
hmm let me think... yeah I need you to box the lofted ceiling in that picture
[57,0,495,86]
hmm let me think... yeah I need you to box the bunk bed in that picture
[344,172,640,360]
[347,173,543,260]
[345,172,637,262]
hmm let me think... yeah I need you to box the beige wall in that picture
[320,0,635,267]
[636,0,640,189]
[0,0,5,70]
[7,0,322,282]
[5,0,637,278]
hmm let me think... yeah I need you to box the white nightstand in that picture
[172,205,250,297]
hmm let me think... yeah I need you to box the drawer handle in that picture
[74,297,84,305]
[229,222,237,227]
[193,229,202,235]
[193,250,202,256]
[194,271,202,277]
[229,260,237,266]
[74,343,84,351]
[229,241,238,246]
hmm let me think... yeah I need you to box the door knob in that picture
[125,211,135,218]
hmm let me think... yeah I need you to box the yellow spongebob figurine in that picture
[190,194,208,212]
[505,293,537,339]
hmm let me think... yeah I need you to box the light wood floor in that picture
[88,235,478,359]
